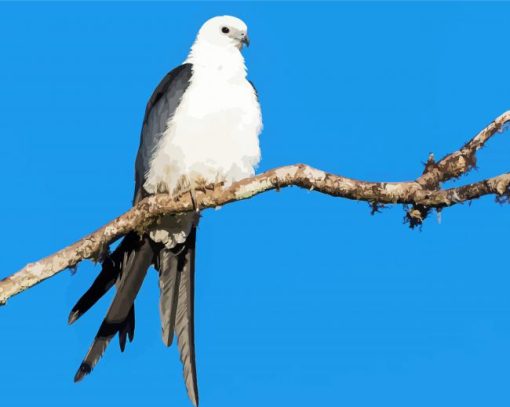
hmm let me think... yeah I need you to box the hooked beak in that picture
[241,34,250,48]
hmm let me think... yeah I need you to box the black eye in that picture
[221,26,230,34]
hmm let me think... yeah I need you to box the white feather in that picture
[145,18,262,247]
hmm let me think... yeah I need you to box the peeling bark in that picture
[0,112,509,306]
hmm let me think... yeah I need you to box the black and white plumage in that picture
[69,15,262,406]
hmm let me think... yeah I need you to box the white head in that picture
[195,16,249,50]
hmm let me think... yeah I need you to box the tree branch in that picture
[417,110,510,188]
[1,112,509,306]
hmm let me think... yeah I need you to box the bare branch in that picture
[1,112,509,306]
[417,111,510,188]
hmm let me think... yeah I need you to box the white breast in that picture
[144,62,262,196]
[144,42,262,248]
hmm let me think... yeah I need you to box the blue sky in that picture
[1,2,510,406]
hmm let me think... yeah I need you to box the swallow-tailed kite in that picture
[68,15,262,406]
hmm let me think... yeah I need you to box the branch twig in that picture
[417,111,510,188]
[1,112,509,306]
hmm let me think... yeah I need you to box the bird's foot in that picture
[207,180,225,193]
[194,178,209,194]
[188,187,200,213]
[180,176,200,213]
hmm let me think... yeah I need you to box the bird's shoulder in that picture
[143,63,194,124]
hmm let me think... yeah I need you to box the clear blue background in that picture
[1,2,510,406]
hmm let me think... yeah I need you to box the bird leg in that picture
[189,188,199,213]
[183,176,200,213]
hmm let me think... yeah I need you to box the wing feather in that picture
[134,63,193,204]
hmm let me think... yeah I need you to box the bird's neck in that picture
[185,41,247,80]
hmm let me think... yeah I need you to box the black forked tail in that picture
[70,232,156,382]
[68,233,144,325]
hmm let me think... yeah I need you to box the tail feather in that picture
[157,248,181,347]
[74,321,117,382]
[119,305,135,352]
[158,227,199,406]
[68,233,141,325]
[174,227,199,406]
[73,234,154,382]
[71,222,199,406]
[156,227,198,406]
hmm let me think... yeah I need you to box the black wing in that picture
[133,63,193,204]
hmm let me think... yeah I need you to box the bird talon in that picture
[189,188,200,212]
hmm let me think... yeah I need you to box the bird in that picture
[68,15,262,406]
